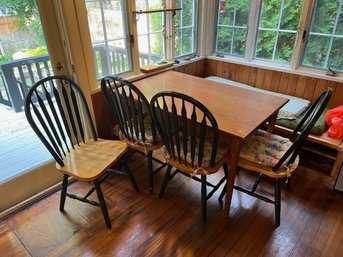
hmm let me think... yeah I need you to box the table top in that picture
[135,71,288,140]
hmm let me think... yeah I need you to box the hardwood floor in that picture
[1,151,343,257]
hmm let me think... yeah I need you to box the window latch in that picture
[326,67,338,77]
[302,30,307,42]
[130,34,134,45]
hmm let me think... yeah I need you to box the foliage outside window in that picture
[255,0,302,63]
[85,0,132,78]
[302,0,343,72]
[136,0,165,65]
[174,0,197,58]
[0,0,48,59]
[215,0,250,57]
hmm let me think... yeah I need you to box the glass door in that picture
[0,0,68,214]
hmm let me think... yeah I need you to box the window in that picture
[215,0,250,56]
[83,0,198,78]
[135,0,198,64]
[85,0,132,78]
[255,0,302,63]
[214,0,343,74]
[175,0,198,58]
[135,0,165,65]
[302,0,343,72]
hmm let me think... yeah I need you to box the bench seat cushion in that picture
[206,76,311,120]
[276,108,328,135]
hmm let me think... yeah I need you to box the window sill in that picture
[207,55,343,83]
[91,56,206,93]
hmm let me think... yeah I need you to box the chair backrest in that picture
[150,91,220,168]
[24,76,97,167]
[101,76,158,145]
[273,88,333,171]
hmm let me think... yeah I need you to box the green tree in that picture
[0,0,46,47]
[216,0,302,62]
[303,0,342,71]
[255,0,302,62]
[216,0,249,57]
[174,0,196,57]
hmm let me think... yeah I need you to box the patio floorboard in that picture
[0,104,51,182]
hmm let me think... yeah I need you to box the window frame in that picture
[254,0,302,63]
[214,0,250,57]
[73,0,200,92]
[301,0,343,72]
[135,0,167,65]
[85,0,134,78]
[211,0,343,80]
[174,0,199,59]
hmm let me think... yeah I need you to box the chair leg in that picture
[286,177,291,192]
[147,151,153,193]
[251,173,264,193]
[94,179,111,229]
[123,161,140,192]
[275,178,281,227]
[159,164,172,198]
[60,174,69,212]
[201,175,207,222]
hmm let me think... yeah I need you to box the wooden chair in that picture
[219,88,332,227]
[150,91,230,222]
[101,76,166,193]
[24,76,139,229]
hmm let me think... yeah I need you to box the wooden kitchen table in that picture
[134,71,288,215]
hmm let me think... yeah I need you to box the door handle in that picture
[55,62,64,71]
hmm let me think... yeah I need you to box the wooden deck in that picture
[1,152,343,257]
[0,104,51,182]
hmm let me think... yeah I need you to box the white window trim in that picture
[245,0,262,61]
[207,0,343,82]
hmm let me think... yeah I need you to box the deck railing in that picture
[0,47,163,112]
[0,55,52,112]
[93,44,162,78]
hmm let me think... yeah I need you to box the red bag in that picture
[325,106,343,139]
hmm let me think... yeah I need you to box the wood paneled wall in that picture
[91,59,206,139]
[173,58,206,77]
[205,59,343,109]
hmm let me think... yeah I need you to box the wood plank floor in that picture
[0,104,51,182]
[1,152,343,257]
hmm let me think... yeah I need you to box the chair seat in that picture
[165,138,230,174]
[238,156,299,178]
[240,129,293,167]
[239,129,299,177]
[56,139,128,181]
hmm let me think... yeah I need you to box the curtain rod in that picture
[133,8,182,14]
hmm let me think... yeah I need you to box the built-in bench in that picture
[205,75,343,187]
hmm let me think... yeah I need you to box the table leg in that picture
[331,150,343,188]
[267,113,278,132]
[225,138,242,215]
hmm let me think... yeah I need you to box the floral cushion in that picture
[113,117,159,146]
[239,129,293,167]
[165,136,230,168]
